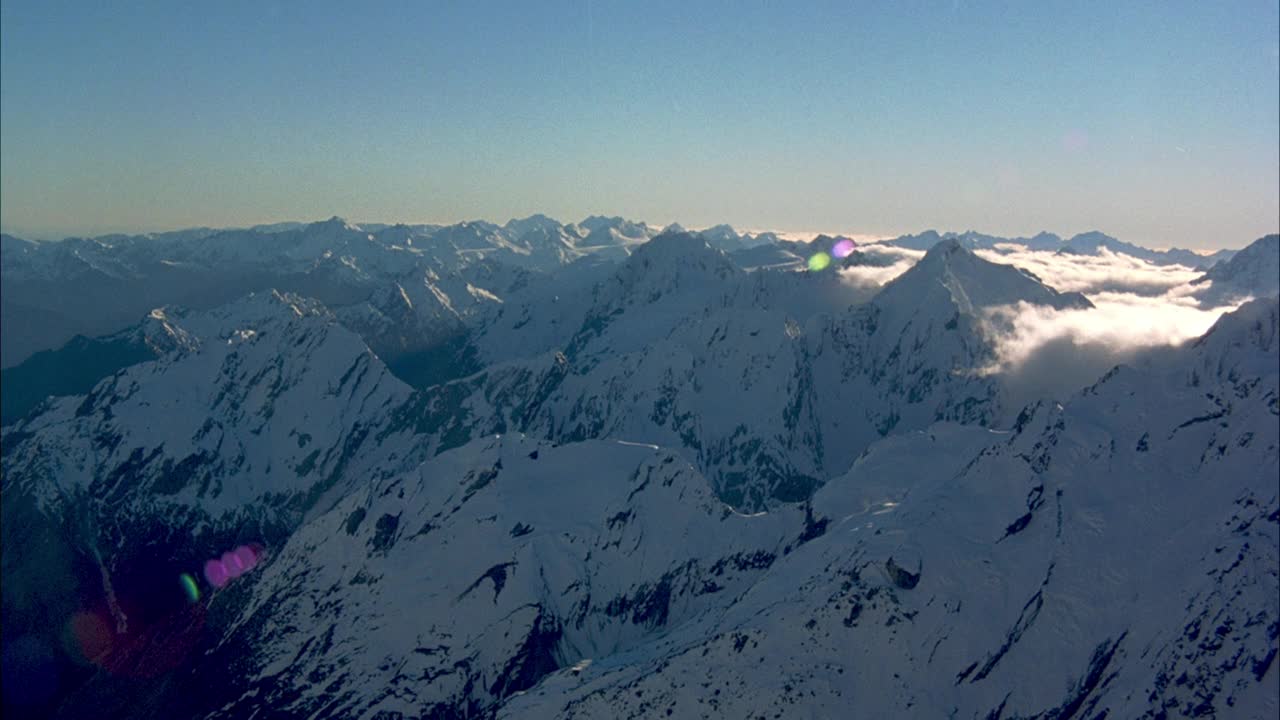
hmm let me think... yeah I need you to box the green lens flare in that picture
[180,573,200,603]
[807,252,831,271]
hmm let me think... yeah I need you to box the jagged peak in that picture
[1191,234,1280,303]
[1027,231,1062,243]
[1,232,35,247]
[605,232,738,297]
[504,213,563,235]
[1065,230,1119,246]
[1195,296,1279,349]
[632,231,717,259]
[700,223,737,236]
[182,290,333,334]
[309,216,361,232]
[1205,233,1279,276]
[875,238,1092,316]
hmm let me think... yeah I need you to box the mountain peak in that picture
[1065,230,1118,247]
[610,232,737,292]
[876,238,1093,316]
[886,229,945,251]
[316,216,356,230]
[928,236,964,256]
[504,214,563,237]
[1193,234,1280,304]
[578,215,626,232]
[634,231,715,258]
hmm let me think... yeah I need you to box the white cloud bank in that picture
[975,245,1203,296]
[836,244,924,288]
[973,254,1248,414]
[835,241,1250,413]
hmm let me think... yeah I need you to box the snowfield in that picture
[1,220,1276,718]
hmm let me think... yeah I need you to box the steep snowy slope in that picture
[872,238,1093,317]
[470,253,624,367]
[192,437,807,719]
[728,242,804,270]
[577,216,655,248]
[36,297,1270,720]
[2,250,1275,720]
[1,291,427,554]
[0,217,584,367]
[1193,234,1280,305]
[497,298,1279,719]
[389,237,1101,510]
[0,309,195,425]
[803,239,1090,479]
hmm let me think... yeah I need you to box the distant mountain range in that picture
[884,228,1239,268]
[0,217,1253,370]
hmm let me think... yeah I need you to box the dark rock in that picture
[886,556,921,590]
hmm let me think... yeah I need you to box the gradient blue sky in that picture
[2,1,1277,248]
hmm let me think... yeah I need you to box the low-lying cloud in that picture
[979,283,1246,415]
[983,290,1235,370]
[836,241,1249,414]
[836,244,923,288]
[975,244,1202,296]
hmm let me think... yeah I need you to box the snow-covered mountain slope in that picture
[34,297,1270,720]
[3,218,1248,369]
[0,216,595,368]
[576,216,656,248]
[873,238,1092,317]
[331,258,529,364]
[694,224,776,253]
[727,242,804,270]
[382,236,1102,510]
[496,297,1279,719]
[469,253,624,367]
[196,436,807,719]
[801,239,1088,475]
[0,290,466,717]
[1193,234,1280,305]
[0,308,195,425]
[1,216,1276,719]
[1,291,426,542]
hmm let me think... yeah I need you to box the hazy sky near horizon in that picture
[2,1,1277,248]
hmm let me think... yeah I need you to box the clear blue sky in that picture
[2,1,1276,248]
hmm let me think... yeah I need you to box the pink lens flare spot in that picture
[222,551,245,578]
[233,546,258,573]
[1062,129,1089,153]
[204,559,230,588]
[68,611,114,666]
[831,239,856,258]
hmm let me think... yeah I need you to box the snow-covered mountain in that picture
[0,308,190,425]
[7,292,1271,718]
[1,292,425,527]
[577,216,656,248]
[0,216,599,368]
[2,219,1276,719]
[226,298,1280,719]
[2,218,1248,370]
[1193,234,1280,305]
[500,296,1279,719]
[252,236,1098,510]
[886,228,1237,268]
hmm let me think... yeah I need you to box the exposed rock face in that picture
[886,556,921,589]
